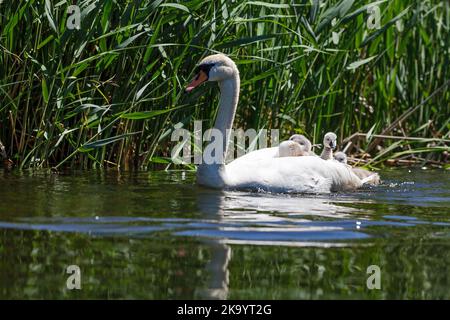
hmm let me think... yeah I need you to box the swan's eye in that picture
[196,63,215,78]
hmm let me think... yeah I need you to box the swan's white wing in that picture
[225,156,362,193]
[226,147,279,164]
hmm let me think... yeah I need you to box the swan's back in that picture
[225,147,279,163]
[224,155,362,193]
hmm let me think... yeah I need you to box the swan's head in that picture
[186,54,238,92]
[334,151,347,164]
[289,134,312,152]
[323,132,337,149]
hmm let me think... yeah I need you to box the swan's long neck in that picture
[214,74,240,162]
[197,71,239,188]
[320,147,333,160]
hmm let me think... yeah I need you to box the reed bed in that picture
[0,0,449,170]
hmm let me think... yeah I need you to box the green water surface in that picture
[0,169,448,299]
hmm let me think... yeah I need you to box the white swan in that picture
[186,54,371,193]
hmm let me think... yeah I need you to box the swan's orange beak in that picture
[186,70,208,92]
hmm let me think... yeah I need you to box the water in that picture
[0,169,448,299]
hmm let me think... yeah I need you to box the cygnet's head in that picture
[323,132,337,149]
[186,54,238,92]
[278,140,303,157]
[289,134,312,153]
[334,151,347,164]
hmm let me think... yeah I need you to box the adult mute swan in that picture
[186,53,373,193]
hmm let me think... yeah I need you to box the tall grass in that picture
[0,0,449,170]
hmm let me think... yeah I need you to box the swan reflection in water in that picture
[0,182,376,300]
[192,188,369,245]
[194,189,370,299]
